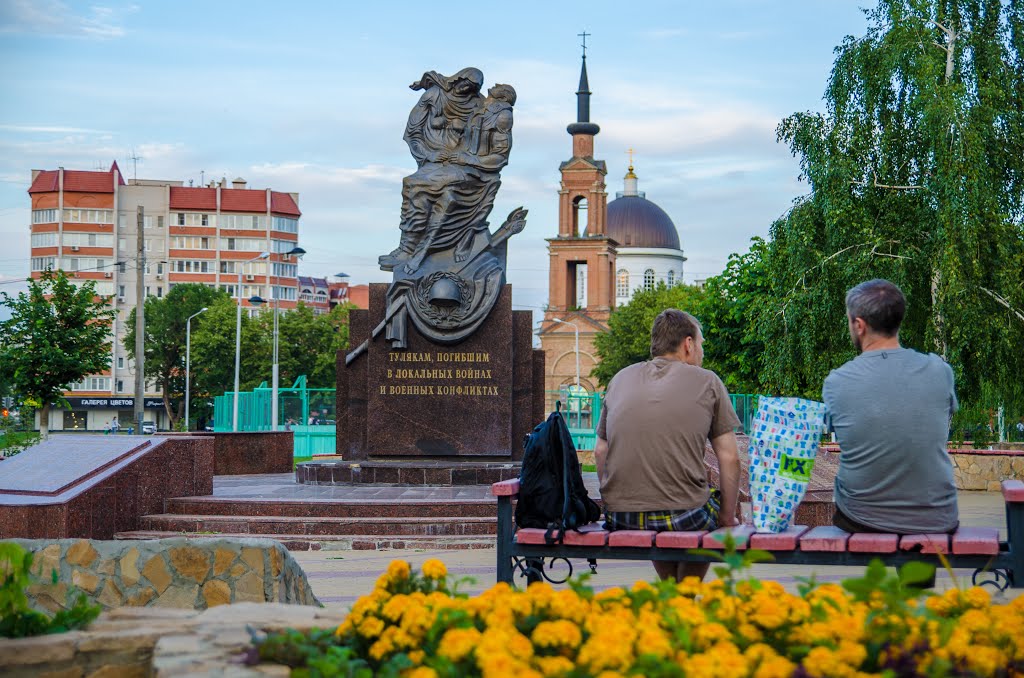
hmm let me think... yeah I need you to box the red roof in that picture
[221,188,267,213]
[270,191,301,217]
[169,187,217,210]
[28,164,123,194]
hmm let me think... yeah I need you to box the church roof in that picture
[602,167,680,249]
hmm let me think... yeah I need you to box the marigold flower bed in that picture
[255,557,1024,677]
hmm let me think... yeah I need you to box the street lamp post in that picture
[249,246,304,432]
[233,252,270,432]
[184,307,208,432]
[551,317,580,388]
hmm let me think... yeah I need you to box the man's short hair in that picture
[650,309,701,357]
[845,279,906,336]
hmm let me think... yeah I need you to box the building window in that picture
[31,232,57,247]
[116,380,124,393]
[118,285,125,298]
[30,257,56,271]
[643,269,655,291]
[273,285,297,301]
[170,236,212,249]
[271,239,298,254]
[616,269,629,297]
[32,209,58,224]
[174,212,212,227]
[157,287,163,298]
[272,262,297,277]
[117,356,124,369]
[69,376,111,391]
[667,270,675,286]
[220,214,264,230]
[271,216,298,233]
[63,209,113,224]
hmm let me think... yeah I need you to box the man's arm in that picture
[594,436,609,484]
[710,431,740,527]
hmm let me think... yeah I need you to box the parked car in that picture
[141,421,157,435]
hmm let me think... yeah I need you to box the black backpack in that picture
[515,404,601,543]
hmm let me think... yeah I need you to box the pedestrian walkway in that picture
[292,490,1020,607]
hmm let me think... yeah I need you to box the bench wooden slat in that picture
[900,533,949,554]
[848,533,899,553]
[514,528,549,545]
[654,531,707,549]
[608,530,656,547]
[952,526,1000,555]
[749,525,809,551]
[564,526,609,546]
[1003,479,1024,503]
[702,526,756,550]
[800,526,851,551]
[491,479,520,497]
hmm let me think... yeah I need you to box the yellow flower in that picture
[357,616,384,639]
[422,558,447,579]
[531,620,583,649]
[533,655,575,677]
[407,649,425,665]
[405,668,437,678]
[437,627,481,662]
[963,586,990,609]
[387,560,411,581]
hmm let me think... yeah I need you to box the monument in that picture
[316,67,545,485]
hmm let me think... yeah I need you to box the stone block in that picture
[67,540,99,568]
[202,580,231,608]
[96,579,124,608]
[269,547,283,578]
[27,581,68,613]
[0,634,76,665]
[77,628,165,652]
[72,568,100,594]
[31,543,62,579]
[85,666,146,678]
[119,548,140,587]
[97,558,116,576]
[142,555,173,594]
[154,585,199,609]
[39,668,84,678]
[212,548,235,576]
[240,547,264,577]
[169,547,211,584]
[233,571,265,603]
[126,587,156,607]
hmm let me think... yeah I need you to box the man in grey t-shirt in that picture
[823,279,958,534]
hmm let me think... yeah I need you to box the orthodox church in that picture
[539,53,686,398]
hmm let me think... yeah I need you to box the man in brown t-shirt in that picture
[596,309,741,581]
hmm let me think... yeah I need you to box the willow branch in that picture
[980,287,1024,324]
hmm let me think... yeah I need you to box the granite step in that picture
[138,513,498,537]
[164,496,498,519]
[112,530,496,551]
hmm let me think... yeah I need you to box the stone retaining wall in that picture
[13,537,319,615]
[950,451,1024,491]
[0,603,342,678]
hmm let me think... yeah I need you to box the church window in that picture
[667,270,675,286]
[643,268,655,291]
[616,269,629,297]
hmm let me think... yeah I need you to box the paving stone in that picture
[169,547,211,583]
[153,585,199,609]
[212,548,235,576]
[119,548,141,587]
[142,555,172,594]
[85,667,146,678]
[39,668,84,678]
[76,628,165,652]
[202,580,231,608]
[0,633,77,665]
[67,540,99,568]
[72,568,100,594]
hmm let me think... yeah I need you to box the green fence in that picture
[215,377,762,458]
[213,376,336,460]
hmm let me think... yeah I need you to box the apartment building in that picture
[27,163,302,431]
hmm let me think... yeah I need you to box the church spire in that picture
[567,32,600,137]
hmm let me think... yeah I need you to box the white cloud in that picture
[0,124,112,134]
[0,0,136,38]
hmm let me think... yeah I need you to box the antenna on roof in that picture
[128,147,142,182]
[200,170,205,186]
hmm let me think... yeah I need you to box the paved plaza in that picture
[291,489,1021,607]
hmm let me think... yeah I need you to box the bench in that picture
[492,479,1024,591]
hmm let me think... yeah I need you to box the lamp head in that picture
[286,246,306,261]
[248,295,267,306]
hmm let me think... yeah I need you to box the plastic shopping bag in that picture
[749,397,828,533]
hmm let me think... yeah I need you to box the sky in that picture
[0,0,873,324]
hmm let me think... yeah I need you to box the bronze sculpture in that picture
[347,68,526,364]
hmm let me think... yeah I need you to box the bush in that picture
[254,553,1024,677]
[0,543,101,638]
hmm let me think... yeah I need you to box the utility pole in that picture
[134,205,146,434]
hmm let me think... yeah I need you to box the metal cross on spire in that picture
[626,147,635,168]
[578,30,590,58]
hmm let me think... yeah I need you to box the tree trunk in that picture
[163,393,176,432]
[39,403,50,439]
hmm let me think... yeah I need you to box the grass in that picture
[581,463,597,473]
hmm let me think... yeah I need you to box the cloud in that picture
[0,124,112,135]
[0,0,136,39]
[644,28,690,40]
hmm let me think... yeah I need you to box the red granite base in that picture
[295,459,521,486]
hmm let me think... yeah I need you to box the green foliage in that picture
[0,270,116,434]
[696,0,1024,416]
[592,283,706,387]
[0,430,41,457]
[124,283,229,429]
[0,542,100,638]
[687,531,775,595]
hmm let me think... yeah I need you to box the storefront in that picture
[35,397,167,432]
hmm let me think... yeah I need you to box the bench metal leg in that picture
[1006,499,1024,588]
[496,496,514,584]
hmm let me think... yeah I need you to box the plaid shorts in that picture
[605,489,721,532]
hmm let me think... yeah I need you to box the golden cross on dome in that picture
[626,147,635,169]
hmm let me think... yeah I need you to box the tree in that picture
[0,270,115,436]
[124,284,229,430]
[712,0,1024,409]
[592,283,706,387]
[271,302,354,388]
